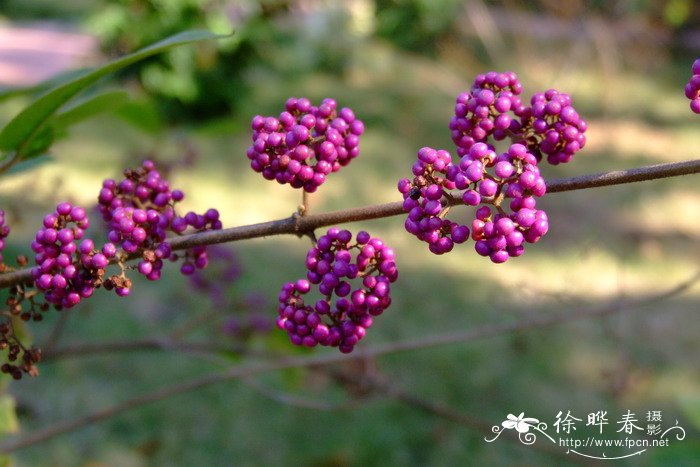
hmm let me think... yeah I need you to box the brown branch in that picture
[2,270,696,453]
[544,159,700,193]
[1,158,700,289]
[4,160,700,283]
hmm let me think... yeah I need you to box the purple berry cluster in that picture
[450,71,526,155]
[173,209,222,275]
[247,97,364,192]
[519,90,587,164]
[399,143,548,262]
[449,71,586,165]
[0,209,9,265]
[401,70,589,262]
[277,228,397,353]
[397,147,469,254]
[5,160,225,378]
[98,160,222,279]
[463,144,548,262]
[30,202,115,308]
[685,59,700,114]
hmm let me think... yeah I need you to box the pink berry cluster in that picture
[246,97,364,192]
[450,71,586,165]
[0,209,9,264]
[98,160,222,279]
[277,228,397,353]
[685,59,700,114]
[400,71,582,262]
[30,202,115,307]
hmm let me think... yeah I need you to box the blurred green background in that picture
[0,0,699,465]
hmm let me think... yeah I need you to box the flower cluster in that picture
[246,97,364,192]
[277,228,397,353]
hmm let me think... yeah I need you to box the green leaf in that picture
[0,68,91,104]
[20,126,54,160]
[50,90,130,132]
[0,29,227,156]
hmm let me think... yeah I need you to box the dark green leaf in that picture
[20,126,54,161]
[51,90,130,131]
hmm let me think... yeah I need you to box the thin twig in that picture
[166,309,222,341]
[301,190,310,216]
[42,338,246,361]
[366,375,592,464]
[1,158,699,290]
[242,376,365,411]
[2,270,696,453]
[42,309,72,352]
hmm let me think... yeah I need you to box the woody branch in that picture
[0,157,699,290]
